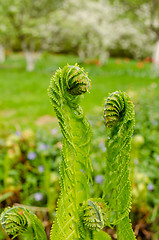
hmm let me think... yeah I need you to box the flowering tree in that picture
[41,0,124,64]
[41,0,154,63]
[0,5,12,63]
[112,0,159,64]
[2,0,63,71]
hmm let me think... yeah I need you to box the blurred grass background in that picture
[1,54,159,240]
[1,0,159,238]
[0,53,158,128]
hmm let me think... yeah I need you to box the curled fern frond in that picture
[65,65,90,95]
[48,64,92,240]
[103,91,136,239]
[82,199,105,232]
[1,207,28,238]
[48,63,91,146]
[81,198,110,232]
[0,206,47,240]
[103,91,125,127]
[48,63,90,102]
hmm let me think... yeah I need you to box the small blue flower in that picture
[88,120,92,126]
[147,183,154,191]
[38,165,45,173]
[99,142,106,152]
[27,151,37,160]
[15,131,21,137]
[51,128,57,135]
[134,158,139,165]
[39,143,48,151]
[34,192,43,201]
[95,175,104,184]
[156,155,159,163]
[152,119,158,126]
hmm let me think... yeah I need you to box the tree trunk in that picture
[24,50,35,72]
[153,39,159,66]
[22,40,35,72]
[78,48,86,62]
[99,51,109,66]
[0,44,5,63]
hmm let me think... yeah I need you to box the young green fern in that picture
[0,67,136,240]
[0,206,47,239]
[103,91,136,239]
[48,64,93,240]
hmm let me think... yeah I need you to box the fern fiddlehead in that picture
[0,68,137,240]
[82,199,104,232]
[48,64,92,240]
[103,91,136,239]
[81,198,111,231]
[0,206,47,239]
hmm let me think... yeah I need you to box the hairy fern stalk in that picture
[103,91,136,239]
[0,65,136,240]
[48,64,93,240]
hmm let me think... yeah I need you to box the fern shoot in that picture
[0,206,47,239]
[0,67,137,240]
[103,91,136,239]
[48,64,93,240]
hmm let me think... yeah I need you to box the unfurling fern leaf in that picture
[82,199,104,232]
[103,91,136,239]
[81,198,110,233]
[0,206,47,239]
[48,64,92,240]
[1,67,137,240]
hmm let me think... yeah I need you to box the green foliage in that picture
[81,198,106,232]
[94,231,112,240]
[48,64,92,239]
[0,128,61,213]
[2,62,158,239]
[117,216,136,240]
[0,206,47,239]
[131,86,159,232]
[0,53,158,128]
[48,65,136,239]
[103,91,136,239]
[103,91,134,218]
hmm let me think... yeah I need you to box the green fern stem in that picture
[103,91,136,239]
[0,206,47,239]
[48,64,92,240]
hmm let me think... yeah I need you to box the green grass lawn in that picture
[0,53,159,131]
